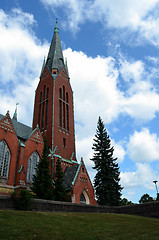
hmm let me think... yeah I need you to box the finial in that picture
[54,19,59,33]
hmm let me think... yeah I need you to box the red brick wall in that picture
[53,68,76,162]
[16,130,44,185]
[0,114,19,186]
[73,161,96,205]
[33,67,76,163]
[32,67,54,149]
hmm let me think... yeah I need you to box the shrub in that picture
[11,189,32,210]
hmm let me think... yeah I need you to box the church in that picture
[0,21,96,205]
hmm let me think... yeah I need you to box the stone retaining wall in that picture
[0,195,159,218]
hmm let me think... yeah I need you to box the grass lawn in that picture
[0,210,159,240]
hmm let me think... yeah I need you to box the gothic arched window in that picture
[66,92,69,131]
[27,151,40,183]
[45,87,49,127]
[59,86,69,131]
[38,91,42,128]
[80,193,86,204]
[0,140,10,178]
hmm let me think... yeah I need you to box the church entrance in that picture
[80,190,90,204]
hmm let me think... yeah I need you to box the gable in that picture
[0,113,33,141]
[27,127,43,144]
[0,112,16,135]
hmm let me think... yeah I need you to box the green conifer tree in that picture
[31,138,53,200]
[53,158,66,201]
[91,116,123,206]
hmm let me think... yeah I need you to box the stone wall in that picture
[0,195,159,218]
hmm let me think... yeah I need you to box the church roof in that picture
[0,113,32,141]
[64,164,79,190]
[45,20,65,74]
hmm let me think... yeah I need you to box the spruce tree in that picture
[91,117,123,206]
[31,138,53,200]
[53,158,66,201]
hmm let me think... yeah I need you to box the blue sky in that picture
[1,0,159,203]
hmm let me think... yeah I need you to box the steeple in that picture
[65,58,69,79]
[12,103,19,121]
[46,20,64,75]
[40,57,46,77]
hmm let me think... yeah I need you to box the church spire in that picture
[65,58,69,79]
[12,103,19,121]
[46,20,64,75]
[40,56,46,77]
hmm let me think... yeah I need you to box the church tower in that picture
[32,21,77,172]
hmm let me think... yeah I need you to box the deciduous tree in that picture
[139,193,154,204]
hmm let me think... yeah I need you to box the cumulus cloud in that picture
[64,48,159,133]
[119,59,145,83]
[120,162,159,201]
[0,8,48,125]
[63,48,123,137]
[40,0,159,45]
[127,128,159,163]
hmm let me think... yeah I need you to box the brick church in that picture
[0,21,96,205]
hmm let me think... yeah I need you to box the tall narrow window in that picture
[59,99,62,127]
[66,92,69,131]
[63,102,65,128]
[59,88,62,127]
[41,102,45,128]
[46,87,49,99]
[27,151,39,182]
[0,140,10,178]
[66,104,69,131]
[43,85,46,100]
[59,87,69,130]
[45,87,49,128]
[38,92,42,128]
[66,92,68,103]
[45,100,48,127]
[63,85,65,101]
[59,88,62,99]
[63,138,66,148]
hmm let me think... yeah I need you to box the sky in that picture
[0,0,159,203]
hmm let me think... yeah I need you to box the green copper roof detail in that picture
[72,161,82,186]
[45,20,64,74]
[12,103,19,121]
[54,19,59,33]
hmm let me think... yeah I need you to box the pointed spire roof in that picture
[40,57,46,77]
[65,58,69,79]
[46,20,64,74]
[12,103,19,121]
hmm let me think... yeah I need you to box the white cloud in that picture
[64,48,159,131]
[40,0,159,45]
[122,92,159,121]
[0,9,48,125]
[120,163,158,190]
[112,140,126,163]
[127,128,159,163]
[63,48,122,138]
[119,60,144,83]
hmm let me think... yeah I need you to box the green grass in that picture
[0,210,159,240]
